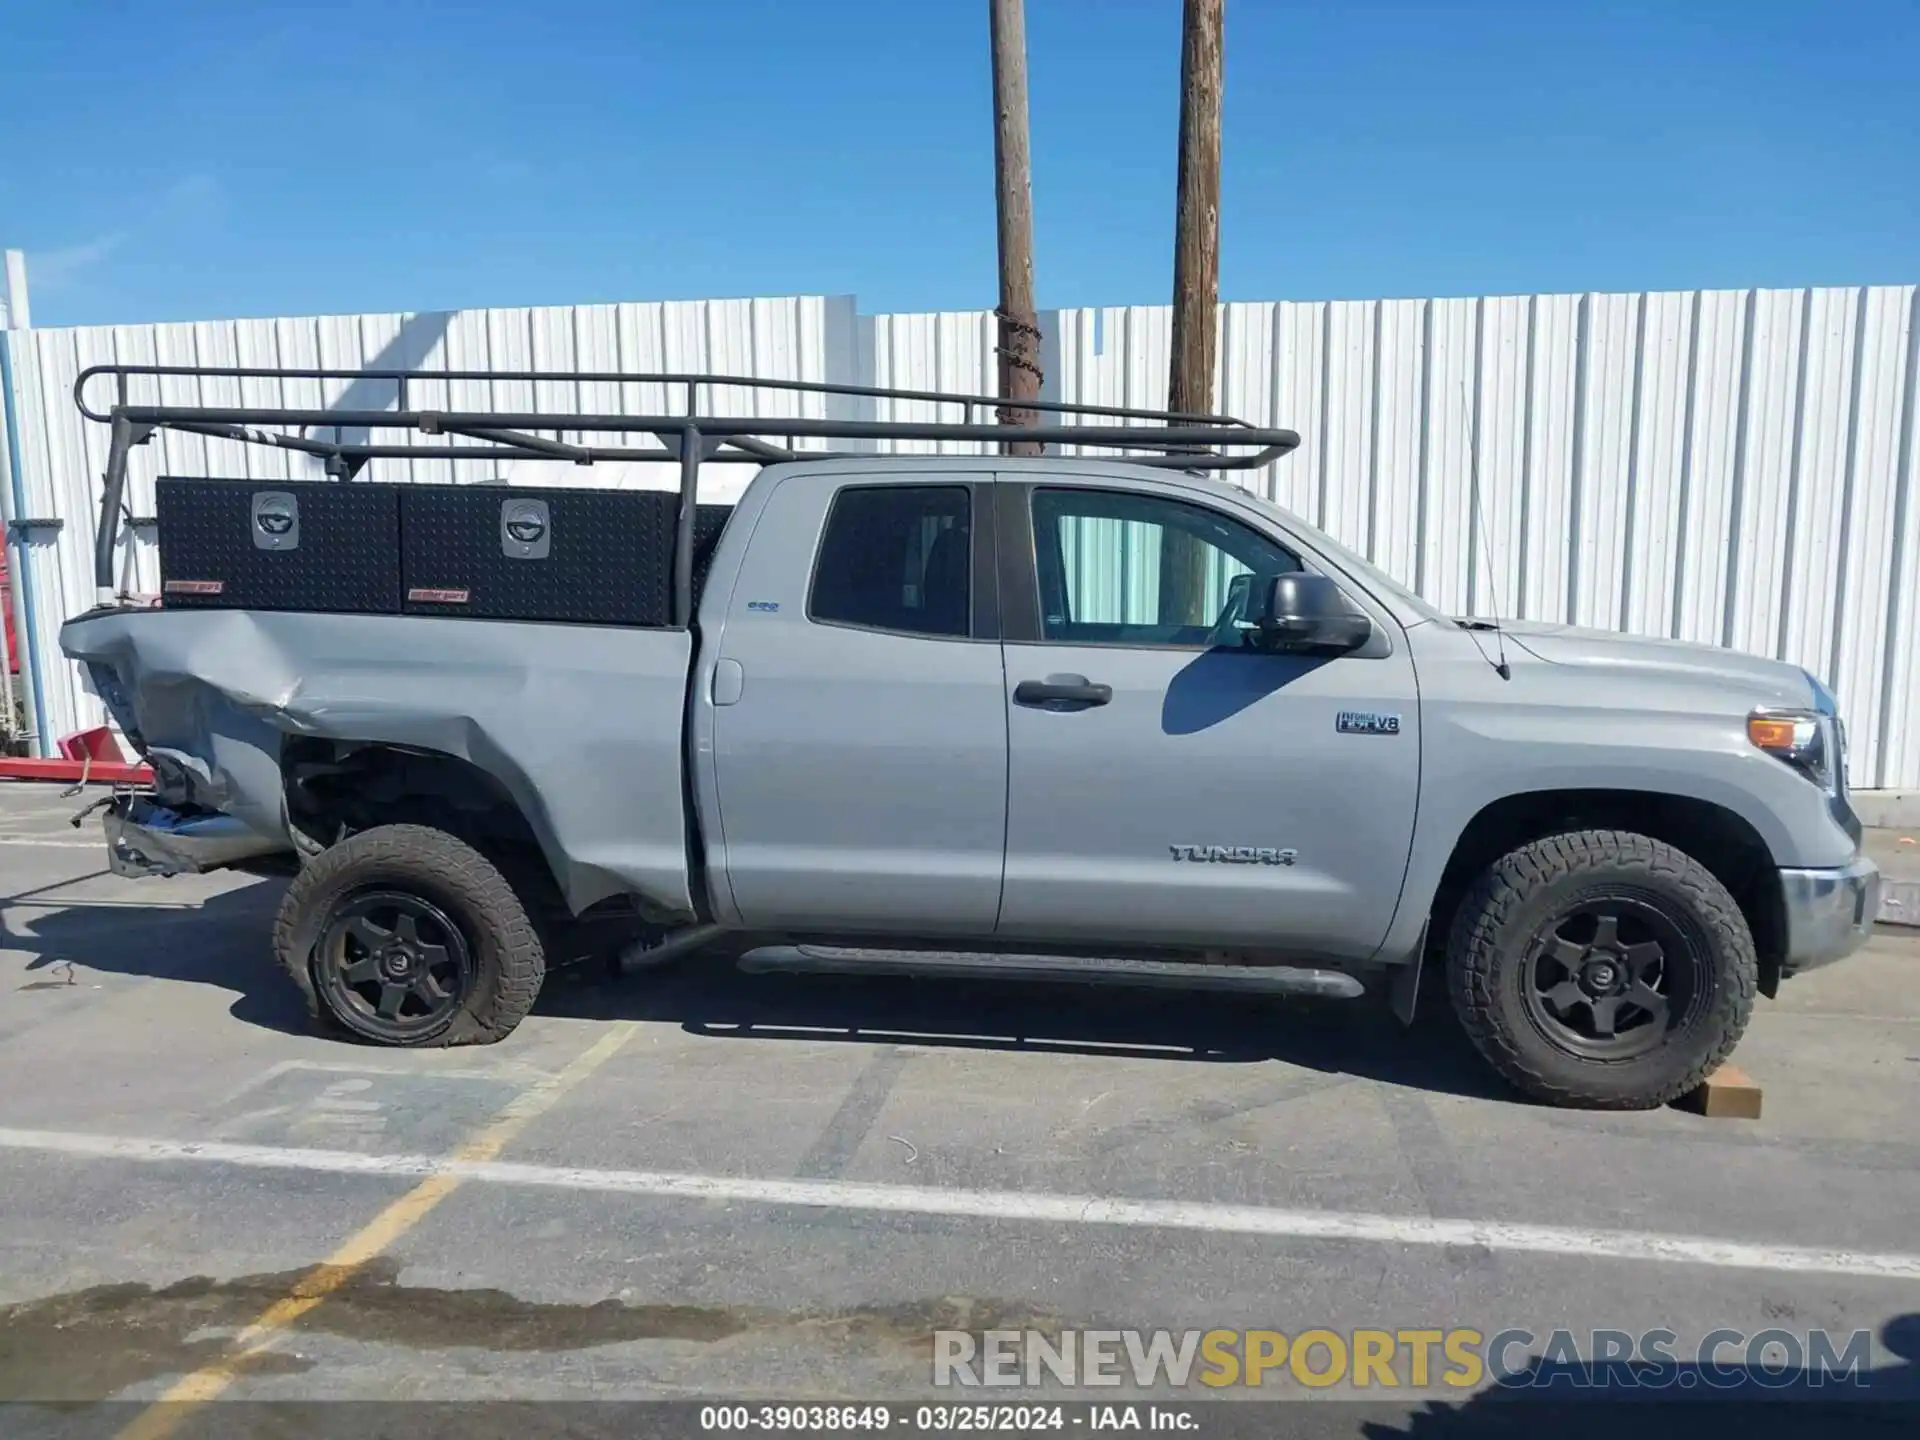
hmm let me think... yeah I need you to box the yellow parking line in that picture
[114,1022,639,1440]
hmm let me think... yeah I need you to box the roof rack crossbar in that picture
[715,434,801,462]
[109,404,1290,453]
[73,363,1242,428]
[444,427,593,463]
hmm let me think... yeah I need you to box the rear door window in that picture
[808,485,973,638]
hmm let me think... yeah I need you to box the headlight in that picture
[1803,669,1850,792]
[1748,708,1839,792]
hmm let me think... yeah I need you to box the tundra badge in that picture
[1170,844,1298,866]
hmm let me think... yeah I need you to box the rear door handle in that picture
[1014,675,1113,708]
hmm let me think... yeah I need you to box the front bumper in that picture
[1778,856,1881,976]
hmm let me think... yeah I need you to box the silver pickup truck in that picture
[58,365,1880,1111]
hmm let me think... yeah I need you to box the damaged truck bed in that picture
[71,607,696,915]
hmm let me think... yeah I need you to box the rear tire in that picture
[274,824,545,1047]
[1446,830,1756,1109]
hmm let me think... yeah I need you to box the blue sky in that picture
[4,0,1916,327]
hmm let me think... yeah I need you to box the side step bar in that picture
[737,945,1366,999]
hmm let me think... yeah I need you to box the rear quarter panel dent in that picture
[62,608,696,916]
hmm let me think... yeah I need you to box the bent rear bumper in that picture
[1778,856,1881,976]
[104,795,290,878]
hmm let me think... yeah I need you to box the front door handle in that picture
[1014,675,1113,708]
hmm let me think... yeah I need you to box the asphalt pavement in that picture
[1,781,1918,1437]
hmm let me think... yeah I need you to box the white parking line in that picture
[2,1123,1917,1283]
[0,835,106,848]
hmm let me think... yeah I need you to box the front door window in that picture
[1031,488,1300,648]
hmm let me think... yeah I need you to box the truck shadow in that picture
[9,877,1507,1104]
[542,957,1519,1104]
[1160,647,1332,734]
[6,876,314,1038]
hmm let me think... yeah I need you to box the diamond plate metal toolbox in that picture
[691,503,734,604]
[154,478,402,613]
[399,486,678,625]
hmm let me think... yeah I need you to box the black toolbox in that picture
[399,486,680,625]
[691,502,733,604]
[156,479,728,626]
[154,478,403,614]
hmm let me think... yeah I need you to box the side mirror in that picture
[1243,572,1372,653]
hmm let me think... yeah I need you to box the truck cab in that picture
[692,459,1423,965]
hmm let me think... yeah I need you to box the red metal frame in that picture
[1,723,151,782]
[0,757,152,783]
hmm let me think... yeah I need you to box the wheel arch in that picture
[1422,789,1787,998]
[280,738,571,914]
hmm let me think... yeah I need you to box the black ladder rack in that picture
[75,364,1302,623]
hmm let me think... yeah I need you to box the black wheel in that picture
[312,890,476,1044]
[1446,830,1756,1109]
[275,824,545,1047]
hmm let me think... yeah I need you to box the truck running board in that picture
[736,945,1366,999]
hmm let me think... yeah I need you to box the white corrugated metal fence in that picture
[3,285,1916,789]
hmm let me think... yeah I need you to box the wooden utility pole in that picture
[989,0,1043,456]
[1169,0,1224,418]
[1163,0,1224,623]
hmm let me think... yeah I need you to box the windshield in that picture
[1232,488,1454,625]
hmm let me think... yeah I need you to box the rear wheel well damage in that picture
[1423,789,1787,998]
[278,740,648,963]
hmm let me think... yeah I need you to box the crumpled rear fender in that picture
[60,606,697,917]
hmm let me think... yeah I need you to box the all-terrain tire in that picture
[274,824,545,1047]
[1446,829,1756,1109]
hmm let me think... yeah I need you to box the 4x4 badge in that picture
[1337,711,1402,735]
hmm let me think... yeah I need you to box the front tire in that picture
[1446,830,1756,1109]
[274,824,545,1047]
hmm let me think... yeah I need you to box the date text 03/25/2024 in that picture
[698,1404,1196,1432]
